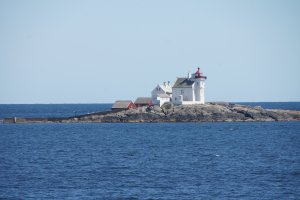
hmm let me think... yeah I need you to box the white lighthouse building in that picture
[172,67,207,105]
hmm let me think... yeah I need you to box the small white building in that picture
[151,81,172,106]
[172,68,207,105]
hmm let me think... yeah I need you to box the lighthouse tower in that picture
[194,67,207,104]
[171,67,207,105]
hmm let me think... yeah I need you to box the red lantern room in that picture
[195,67,207,79]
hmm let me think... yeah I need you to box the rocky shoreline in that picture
[3,103,300,123]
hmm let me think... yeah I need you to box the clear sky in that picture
[0,0,299,103]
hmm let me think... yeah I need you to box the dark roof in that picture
[172,78,195,88]
[135,97,152,104]
[112,100,133,109]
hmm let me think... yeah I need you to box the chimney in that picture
[168,81,171,86]
[188,72,191,79]
[163,82,166,86]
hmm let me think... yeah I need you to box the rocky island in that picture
[3,103,300,123]
[4,68,299,123]
[76,103,300,123]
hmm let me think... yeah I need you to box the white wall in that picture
[199,80,205,104]
[152,96,170,107]
[172,94,183,104]
[172,88,181,101]
[194,79,200,101]
[184,87,194,101]
[173,87,194,101]
[159,97,170,107]
[151,85,166,98]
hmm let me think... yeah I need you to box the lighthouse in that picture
[172,67,207,105]
[194,67,207,104]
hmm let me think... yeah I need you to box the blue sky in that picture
[0,0,299,103]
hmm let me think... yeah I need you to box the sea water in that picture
[0,104,112,118]
[0,103,300,199]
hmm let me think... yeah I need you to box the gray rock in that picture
[4,103,300,123]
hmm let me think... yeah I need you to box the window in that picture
[181,89,184,95]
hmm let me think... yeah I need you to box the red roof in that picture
[195,67,207,79]
[195,67,202,74]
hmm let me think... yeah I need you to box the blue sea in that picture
[0,103,300,199]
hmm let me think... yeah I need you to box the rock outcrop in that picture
[3,103,300,123]
[69,103,300,123]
